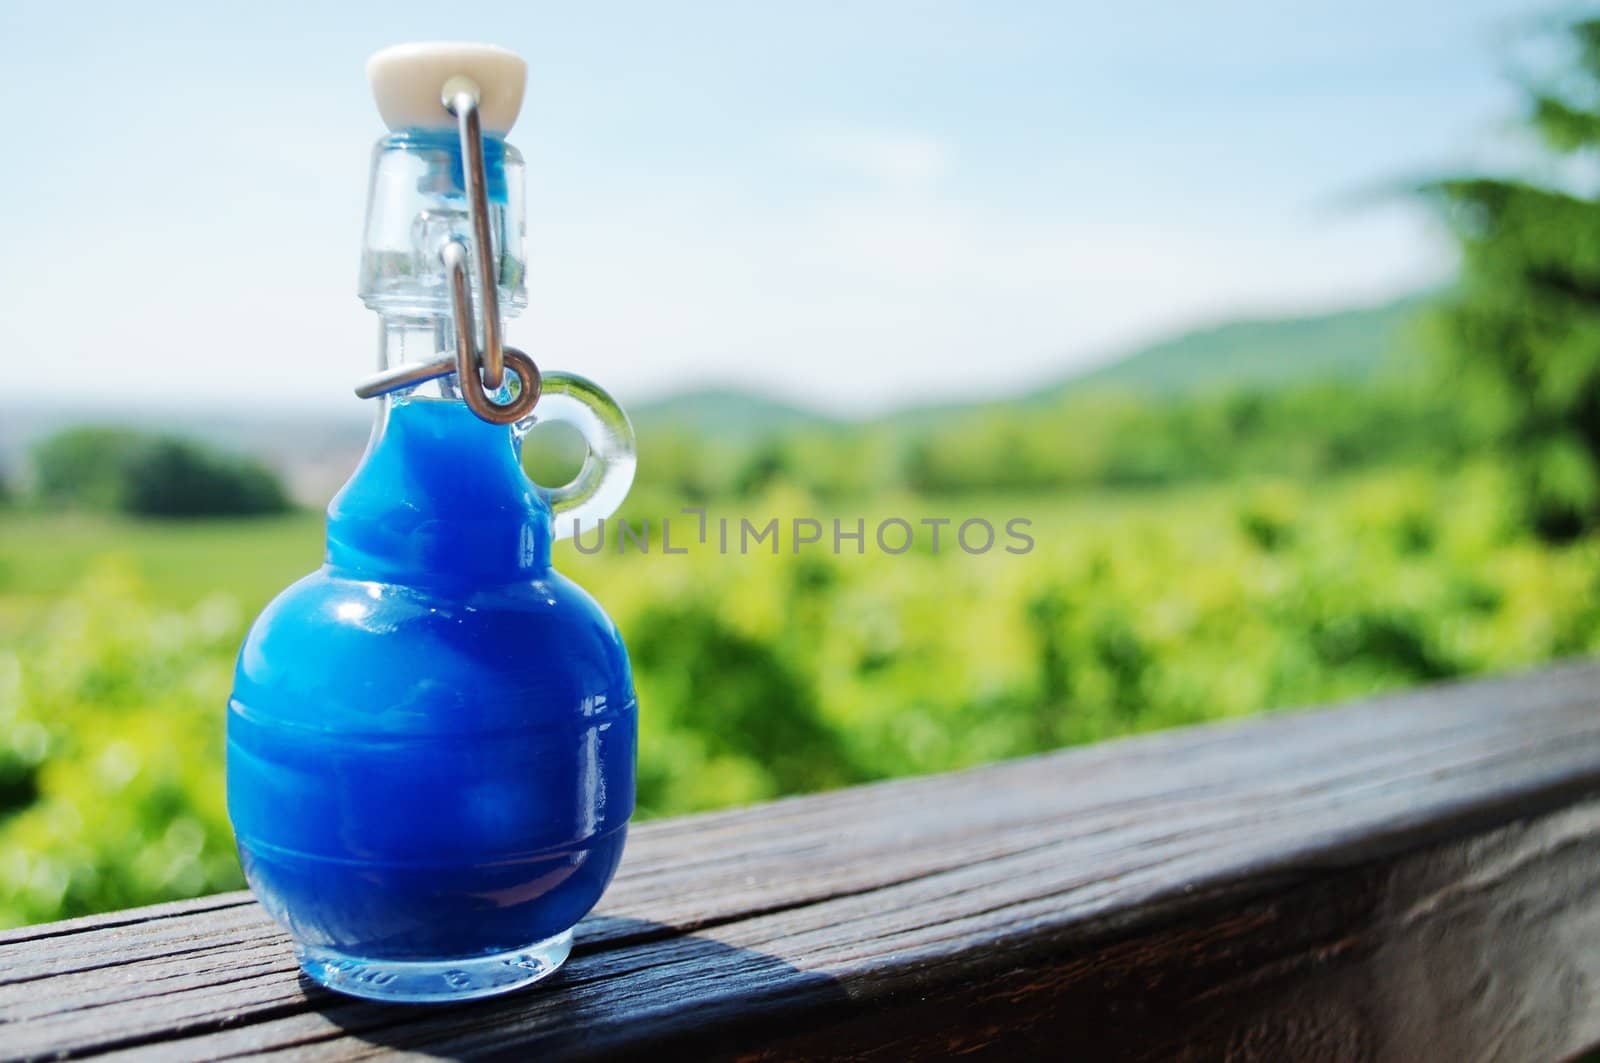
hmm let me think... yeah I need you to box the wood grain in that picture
[3,662,1599,1061]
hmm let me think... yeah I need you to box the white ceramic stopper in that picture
[366,42,527,136]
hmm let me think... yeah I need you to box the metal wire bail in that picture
[353,79,539,425]
[442,76,505,393]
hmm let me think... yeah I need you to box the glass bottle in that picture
[226,44,638,1003]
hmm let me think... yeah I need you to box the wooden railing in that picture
[4,663,1600,1061]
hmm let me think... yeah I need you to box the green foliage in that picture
[520,420,588,490]
[630,603,864,803]
[5,460,1599,927]
[32,428,291,518]
[0,565,243,924]
[33,429,141,511]
[1420,17,1600,541]
[619,379,1460,503]
[121,438,290,518]
[892,382,1455,496]
[593,426,738,505]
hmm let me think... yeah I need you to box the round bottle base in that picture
[296,929,574,1003]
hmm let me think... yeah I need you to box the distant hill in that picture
[1038,293,1432,400]
[630,387,835,439]
[633,294,1434,436]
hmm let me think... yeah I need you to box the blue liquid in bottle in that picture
[228,397,636,1002]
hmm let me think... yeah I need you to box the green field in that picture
[0,512,324,610]
[3,460,1597,927]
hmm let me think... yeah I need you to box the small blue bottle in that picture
[227,43,638,1003]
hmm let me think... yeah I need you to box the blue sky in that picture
[0,1,1549,414]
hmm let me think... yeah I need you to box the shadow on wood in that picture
[292,916,854,1059]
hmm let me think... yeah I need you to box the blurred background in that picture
[2,1,1598,927]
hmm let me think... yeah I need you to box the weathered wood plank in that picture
[2,662,1599,1061]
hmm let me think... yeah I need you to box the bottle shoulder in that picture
[233,567,633,733]
[326,400,556,580]
[242,567,625,658]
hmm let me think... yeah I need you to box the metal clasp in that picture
[354,80,539,425]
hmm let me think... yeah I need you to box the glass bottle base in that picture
[296,929,574,1003]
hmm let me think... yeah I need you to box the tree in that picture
[119,438,289,517]
[32,427,290,518]
[1422,18,1600,541]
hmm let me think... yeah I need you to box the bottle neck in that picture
[378,314,467,403]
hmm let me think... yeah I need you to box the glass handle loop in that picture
[527,372,636,541]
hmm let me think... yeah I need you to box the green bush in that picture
[32,428,289,518]
[0,565,243,924]
[119,439,288,517]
